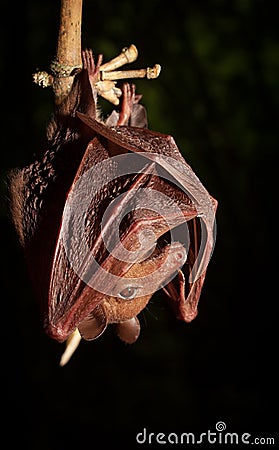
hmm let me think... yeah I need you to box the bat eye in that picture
[118,286,138,300]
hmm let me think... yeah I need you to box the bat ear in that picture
[115,317,141,343]
[78,305,108,340]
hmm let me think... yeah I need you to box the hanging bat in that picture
[9,46,217,365]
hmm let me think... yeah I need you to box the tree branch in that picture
[33,0,83,105]
[51,0,83,104]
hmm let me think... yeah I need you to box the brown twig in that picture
[51,0,83,104]
[33,0,83,105]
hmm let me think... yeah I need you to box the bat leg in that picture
[117,83,145,126]
[82,48,103,93]
[82,48,122,106]
[105,82,147,126]
[117,83,136,125]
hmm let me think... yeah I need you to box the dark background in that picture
[1,0,278,448]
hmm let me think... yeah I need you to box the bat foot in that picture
[82,48,103,87]
[117,83,137,125]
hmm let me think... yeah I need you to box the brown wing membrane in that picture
[47,137,199,341]
[47,112,216,342]
[76,113,217,321]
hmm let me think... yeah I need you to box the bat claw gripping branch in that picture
[33,44,161,107]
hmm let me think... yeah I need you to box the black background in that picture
[1,0,278,448]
